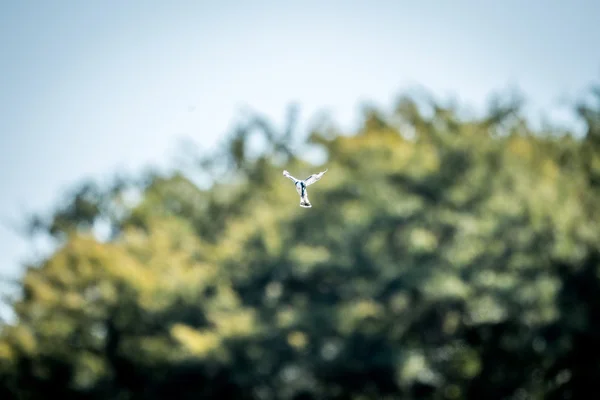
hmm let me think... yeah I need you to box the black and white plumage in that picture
[283,169,328,208]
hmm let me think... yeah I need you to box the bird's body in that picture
[283,168,328,208]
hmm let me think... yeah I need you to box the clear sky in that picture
[1,0,599,311]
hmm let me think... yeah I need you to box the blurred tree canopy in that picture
[2,83,600,400]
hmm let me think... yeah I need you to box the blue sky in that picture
[1,0,599,312]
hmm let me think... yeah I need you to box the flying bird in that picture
[283,168,328,208]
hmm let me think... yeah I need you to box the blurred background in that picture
[2,1,600,399]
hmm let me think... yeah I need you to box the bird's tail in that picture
[300,200,312,208]
[300,192,311,208]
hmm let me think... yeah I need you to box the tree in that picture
[2,85,600,399]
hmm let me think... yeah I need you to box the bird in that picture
[283,168,328,208]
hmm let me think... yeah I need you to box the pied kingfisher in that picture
[283,168,328,208]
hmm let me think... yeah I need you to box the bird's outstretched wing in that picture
[304,169,328,186]
[283,170,298,182]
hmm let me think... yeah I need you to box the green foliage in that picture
[2,85,600,399]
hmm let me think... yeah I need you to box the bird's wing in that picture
[283,170,298,182]
[304,169,328,186]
